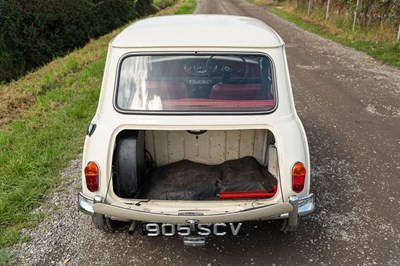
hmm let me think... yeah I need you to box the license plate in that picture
[140,222,248,237]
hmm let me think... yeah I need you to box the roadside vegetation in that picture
[0,0,155,83]
[249,0,400,68]
[0,0,195,263]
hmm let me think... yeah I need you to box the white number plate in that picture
[140,222,248,237]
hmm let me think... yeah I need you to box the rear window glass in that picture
[116,54,276,113]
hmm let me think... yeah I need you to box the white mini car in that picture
[78,14,315,246]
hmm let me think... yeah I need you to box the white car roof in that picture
[110,15,284,49]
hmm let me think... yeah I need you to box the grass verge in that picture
[249,1,400,68]
[0,0,196,264]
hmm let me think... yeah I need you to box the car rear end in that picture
[77,15,315,246]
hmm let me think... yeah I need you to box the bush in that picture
[0,0,152,82]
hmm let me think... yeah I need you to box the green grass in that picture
[154,0,196,15]
[0,41,107,247]
[1,43,103,233]
[268,6,400,68]
[0,250,12,265]
[172,0,196,14]
[0,0,196,263]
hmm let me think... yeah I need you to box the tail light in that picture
[84,161,99,192]
[292,162,306,193]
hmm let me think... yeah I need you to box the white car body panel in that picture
[78,15,314,231]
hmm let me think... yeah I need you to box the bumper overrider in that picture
[77,192,315,228]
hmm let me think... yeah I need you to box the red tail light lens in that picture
[292,162,306,193]
[84,161,99,192]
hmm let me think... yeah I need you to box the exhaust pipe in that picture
[128,221,137,235]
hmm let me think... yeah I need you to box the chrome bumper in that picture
[77,192,315,223]
[283,193,315,218]
[285,193,315,231]
[77,192,103,215]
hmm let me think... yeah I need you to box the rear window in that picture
[116,54,276,113]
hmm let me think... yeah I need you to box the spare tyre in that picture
[113,130,145,198]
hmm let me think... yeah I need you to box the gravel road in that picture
[9,0,400,265]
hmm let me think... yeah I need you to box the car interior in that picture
[116,54,275,112]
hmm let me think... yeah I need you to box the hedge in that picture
[0,0,152,82]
